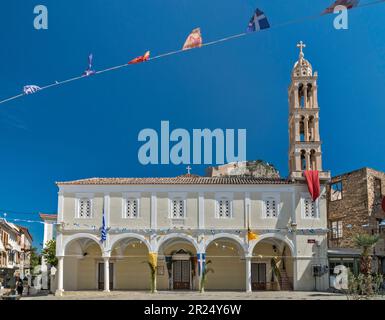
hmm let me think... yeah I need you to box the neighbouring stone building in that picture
[327,167,385,274]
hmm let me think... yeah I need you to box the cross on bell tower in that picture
[297,41,306,58]
[288,41,330,181]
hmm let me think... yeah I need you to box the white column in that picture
[198,192,205,230]
[303,85,308,108]
[244,192,250,229]
[304,116,309,142]
[103,257,110,292]
[245,256,252,292]
[55,256,64,296]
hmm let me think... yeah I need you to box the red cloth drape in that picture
[304,170,320,201]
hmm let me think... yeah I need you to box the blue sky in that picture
[1,0,385,249]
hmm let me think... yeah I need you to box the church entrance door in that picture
[172,260,190,290]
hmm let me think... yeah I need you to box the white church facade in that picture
[54,42,331,294]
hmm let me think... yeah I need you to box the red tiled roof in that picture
[39,213,58,221]
[56,176,292,185]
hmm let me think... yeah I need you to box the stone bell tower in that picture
[288,41,330,181]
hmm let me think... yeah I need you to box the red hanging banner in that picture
[382,196,385,213]
[304,170,320,201]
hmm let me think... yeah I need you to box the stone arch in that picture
[108,233,151,253]
[310,149,317,170]
[300,150,307,170]
[204,233,247,256]
[249,233,294,256]
[204,234,247,291]
[156,233,199,253]
[61,233,102,256]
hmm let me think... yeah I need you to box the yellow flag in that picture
[247,229,258,241]
[148,252,158,268]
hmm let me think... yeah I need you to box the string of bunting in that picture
[58,222,329,234]
[0,216,330,234]
[1,0,383,105]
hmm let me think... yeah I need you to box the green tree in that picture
[29,247,41,270]
[41,239,58,267]
[354,234,379,274]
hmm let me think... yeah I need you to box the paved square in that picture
[21,290,352,300]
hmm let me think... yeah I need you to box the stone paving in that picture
[21,290,352,300]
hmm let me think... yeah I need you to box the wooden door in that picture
[173,260,190,290]
[251,263,267,290]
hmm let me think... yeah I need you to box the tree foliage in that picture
[41,239,58,267]
[354,234,379,274]
[29,247,41,270]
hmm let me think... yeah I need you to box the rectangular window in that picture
[331,221,343,239]
[264,198,278,218]
[171,199,185,219]
[124,199,139,218]
[262,194,280,218]
[303,197,318,219]
[78,198,92,218]
[330,181,343,201]
[217,198,232,218]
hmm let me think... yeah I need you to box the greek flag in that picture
[100,208,107,243]
[247,9,270,33]
[23,85,41,95]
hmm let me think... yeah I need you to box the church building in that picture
[54,42,331,295]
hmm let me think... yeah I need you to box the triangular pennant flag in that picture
[23,85,41,95]
[182,28,203,50]
[247,8,270,33]
[128,51,150,64]
[247,228,259,241]
[83,53,96,76]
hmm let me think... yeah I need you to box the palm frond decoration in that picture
[200,260,214,293]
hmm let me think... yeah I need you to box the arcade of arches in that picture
[59,234,294,292]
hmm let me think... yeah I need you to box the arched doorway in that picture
[110,237,150,290]
[157,235,199,290]
[63,236,102,291]
[205,237,246,291]
[251,237,294,291]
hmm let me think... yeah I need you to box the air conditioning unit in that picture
[312,265,329,277]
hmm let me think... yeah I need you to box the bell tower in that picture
[288,41,329,181]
